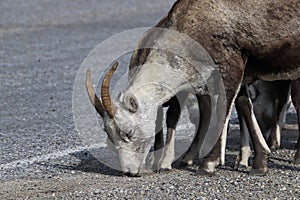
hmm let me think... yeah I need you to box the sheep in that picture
[86,0,300,176]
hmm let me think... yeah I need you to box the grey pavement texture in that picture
[0,0,299,199]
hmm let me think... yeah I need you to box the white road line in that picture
[0,143,107,171]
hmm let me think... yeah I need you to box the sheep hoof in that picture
[234,164,249,171]
[294,158,300,165]
[177,161,189,168]
[249,168,267,176]
[196,168,214,176]
[157,168,172,174]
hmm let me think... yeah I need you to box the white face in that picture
[111,84,170,176]
[106,61,187,176]
[103,114,151,176]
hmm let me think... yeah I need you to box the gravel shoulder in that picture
[1,127,300,199]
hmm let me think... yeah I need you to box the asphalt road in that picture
[0,0,299,199]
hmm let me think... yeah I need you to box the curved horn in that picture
[86,69,106,118]
[101,61,119,118]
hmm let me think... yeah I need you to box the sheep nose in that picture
[124,172,141,177]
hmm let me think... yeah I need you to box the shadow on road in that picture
[38,148,124,177]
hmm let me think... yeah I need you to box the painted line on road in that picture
[0,143,107,171]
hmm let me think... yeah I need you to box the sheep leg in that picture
[150,106,165,171]
[291,79,300,165]
[235,85,271,175]
[200,62,244,174]
[158,95,182,171]
[181,95,211,166]
[267,81,291,149]
[234,102,252,170]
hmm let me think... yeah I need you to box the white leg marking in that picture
[220,116,229,166]
[275,123,281,147]
[250,110,271,154]
[205,160,220,173]
[220,82,243,165]
[235,117,252,168]
[159,128,175,169]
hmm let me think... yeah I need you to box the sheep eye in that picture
[129,96,138,112]
[124,93,138,113]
